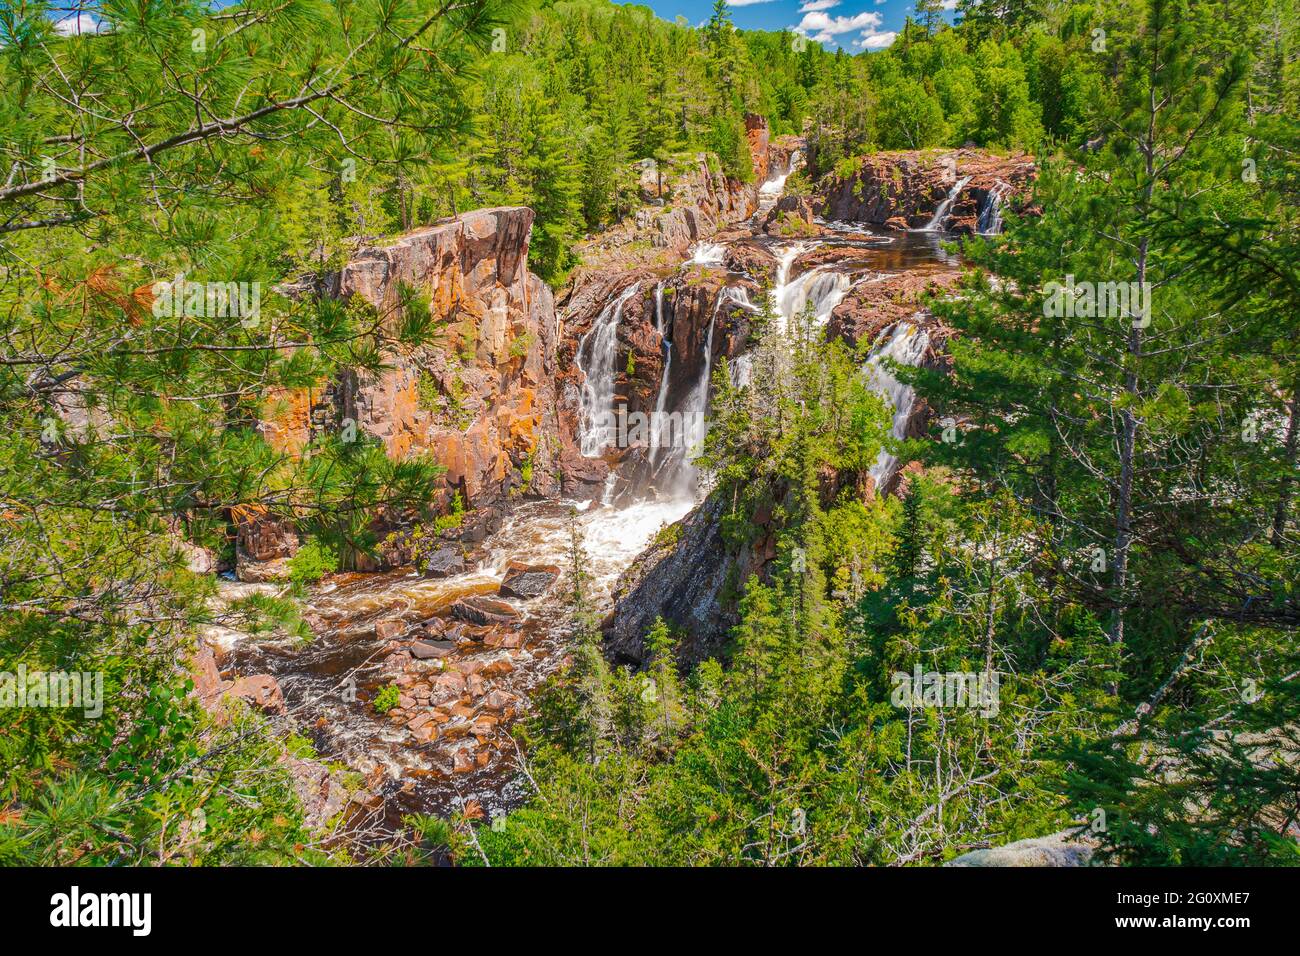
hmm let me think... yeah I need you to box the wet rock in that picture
[374,617,407,641]
[450,595,521,626]
[482,690,517,713]
[479,658,516,678]
[227,674,287,715]
[410,639,457,660]
[498,561,560,600]
[435,672,467,695]
[421,546,466,578]
[815,148,1035,232]
[234,555,292,584]
[458,505,504,544]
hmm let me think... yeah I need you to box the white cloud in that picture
[728,0,778,6]
[858,30,897,50]
[796,10,882,42]
[799,0,841,11]
[54,13,101,35]
[941,0,959,9]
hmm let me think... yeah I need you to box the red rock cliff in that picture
[263,207,562,511]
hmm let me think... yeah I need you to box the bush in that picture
[287,537,338,587]
[372,685,401,713]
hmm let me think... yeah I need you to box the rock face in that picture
[555,264,762,499]
[234,510,299,582]
[815,148,1035,233]
[263,207,563,514]
[945,830,1098,867]
[605,494,762,665]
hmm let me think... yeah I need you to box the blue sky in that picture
[53,1,950,52]
[637,0,954,51]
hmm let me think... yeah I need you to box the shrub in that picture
[372,685,401,713]
[287,537,338,587]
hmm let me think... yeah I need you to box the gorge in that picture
[203,137,1036,834]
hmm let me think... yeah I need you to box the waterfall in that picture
[768,241,852,333]
[863,320,931,490]
[730,354,753,389]
[918,176,972,232]
[777,268,851,332]
[648,282,672,467]
[754,149,804,220]
[689,242,726,266]
[577,281,641,457]
[650,286,756,496]
[977,181,1010,236]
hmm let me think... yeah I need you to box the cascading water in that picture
[863,319,932,490]
[648,282,672,468]
[977,181,1010,235]
[918,175,972,232]
[577,281,641,456]
[776,267,852,331]
[730,354,753,389]
[689,242,726,265]
[651,286,757,496]
[754,149,804,220]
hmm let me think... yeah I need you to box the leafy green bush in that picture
[287,537,338,587]
[372,685,401,713]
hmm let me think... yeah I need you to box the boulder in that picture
[498,562,560,600]
[945,830,1097,867]
[422,546,466,578]
[227,674,287,715]
[450,595,521,626]
[410,639,457,660]
[374,617,407,641]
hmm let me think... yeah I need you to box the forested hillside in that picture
[1,0,1297,870]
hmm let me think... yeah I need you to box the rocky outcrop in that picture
[234,509,299,582]
[605,494,754,665]
[826,270,961,353]
[945,830,1098,867]
[763,195,817,236]
[263,207,563,515]
[816,149,1035,233]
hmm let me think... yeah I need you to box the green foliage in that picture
[288,537,339,588]
[372,685,402,714]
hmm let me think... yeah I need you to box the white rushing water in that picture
[577,281,640,456]
[754,149,803,220]
[863,320,931,489]
[917,175,972,232]
[688,242,726,266]
[648,282,673,468]
[776,267,852,331]
[977,181,1010,236]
